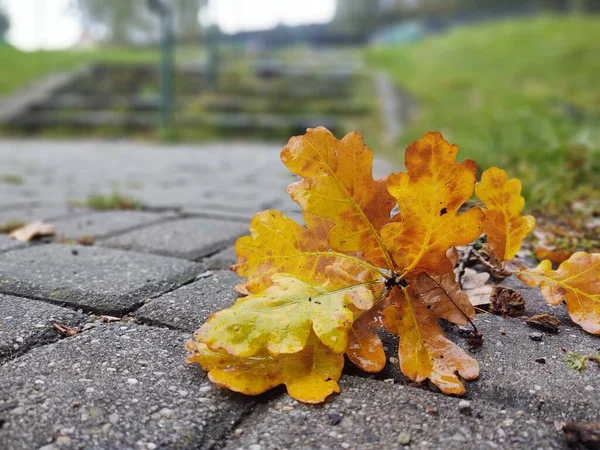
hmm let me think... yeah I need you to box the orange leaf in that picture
[346,304,386,373]
[281,127,396,269]
[412,249,475,326]
[381,132,484,276]
[233,210,383,294]
[186,334,343,404]
[382,287,479,395]
[517,253,600,335]
[475,167,535,261]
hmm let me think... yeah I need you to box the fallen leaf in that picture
[346,303,386,373]
[381,132,484,276]
[382,287,479,395]
[475,167,535,262]
[412,249,475,326]
[460,268,493,307]
[281,126,396,268]
[186,334,343,404]
[525,314,561,333]
[9,221,55,242]
[196,274,378,357]
[52,323,81,337]
[489,286,525,317]
[564,421,600,450]
[517,252,600,335]
[233,210,382,294]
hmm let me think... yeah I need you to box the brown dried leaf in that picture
[9,221,54,242]
[489,286,525,317]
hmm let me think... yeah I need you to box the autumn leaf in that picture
[475,167,535,262]
[382,287,479,395]
[281,126,396,269]
[346,303,386,373]
[186,335,343,404]
[412,249,476,326]
[517,252,600,335]
[381,132,484,276]
[196,274,380,356]
[233,210,383,294]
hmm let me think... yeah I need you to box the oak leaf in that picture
[196,274,378,356]
[475,167,535,262]
[382,287,479,395]
[381,132,484,276]
[233,210,382,294]
[517,252,600,335]
[281,126,396,268]
[186,335,343,404]
[412,248,475,326]
[346,303,386,373]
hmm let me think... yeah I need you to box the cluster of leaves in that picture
[186,127,600,404]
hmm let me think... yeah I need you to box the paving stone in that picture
[53,210,178,241]
[200,246,237,270]
[0,244,198,315]
[372,278,600,422]
[101,217,248,260]
[0,323,253,449]
[225,376,564,450]
[136,270,241,331]
[0,204,81,225]
[0,294,87,363]
[0,235,23,253]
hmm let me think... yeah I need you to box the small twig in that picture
[473,250,511,278]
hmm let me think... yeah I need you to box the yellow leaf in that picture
[233,210,383,294]
[475,167,536,261]
[412,249,475,326]
[382,287,479,395]
[186,335,343,404]
[381,132,484,276]
[517,253,600,335]
[346,304,386,373]
[197,274,380,357]
[281,127,396,269]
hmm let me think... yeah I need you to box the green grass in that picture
[0,46,160,95]
[72,192,144,211]
[366,16,600,211]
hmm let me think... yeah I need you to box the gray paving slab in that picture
[225,376,564,450]
[0,244,199,315]
[0,234,23,253]
[53,210,178,241]
[136,270,241,331]
[0,323,253,450]
[372,278,600,422]
[101,217,248,260]
[0,293,87,363]
[200,246,237,270]
[0,204,81,225]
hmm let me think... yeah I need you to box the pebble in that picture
[108,413,119,424]
[397,432,411,445]
[584,385,594,392]
[234,428,244,437]
[529,332,543,341]
[458,400,472,415]
[146,443,157,450]
[328,409,342,425]
[127,378,139,385]
[248,445,262,450]
[535,357,547,364]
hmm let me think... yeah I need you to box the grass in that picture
[366,16,600,212]
[71,192,143,211]
[0,174,23,185]
[0,46,160,95]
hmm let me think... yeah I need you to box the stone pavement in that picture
[0,139,598,450]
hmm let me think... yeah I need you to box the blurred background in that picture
[0,0,598,214]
